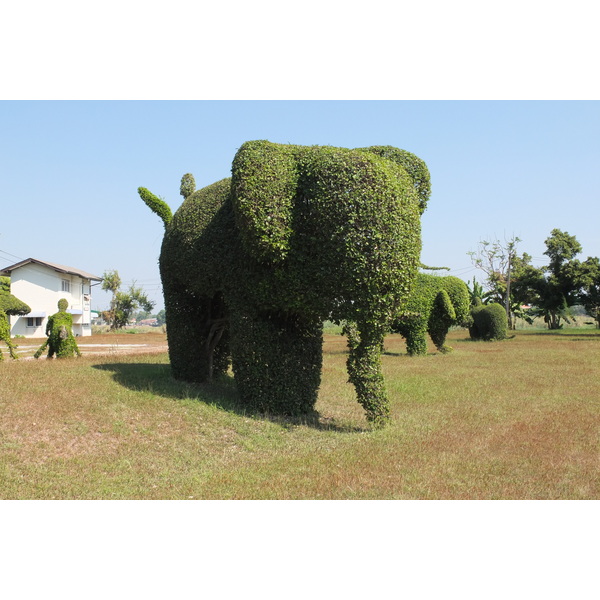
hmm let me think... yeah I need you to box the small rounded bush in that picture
[469,303,508,341]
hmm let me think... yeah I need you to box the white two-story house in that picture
[0,258,103,338]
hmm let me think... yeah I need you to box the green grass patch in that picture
[1,330,598,499]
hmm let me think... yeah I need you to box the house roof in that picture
[0,258,103,281]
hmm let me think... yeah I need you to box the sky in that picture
[1,100,598,312]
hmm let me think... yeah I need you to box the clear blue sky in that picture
[1,100,598,311]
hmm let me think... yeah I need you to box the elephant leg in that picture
[230,310,322,416]
[346,322,389,427]
[429,326,451,353]
[405,322,428,356]
[429,289,456,353]
[163,281,230,383]
[8,340,19,360]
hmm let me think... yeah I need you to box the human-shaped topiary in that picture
[469,302,508,341]
[391,274,471,355]
[34,298,81,359]
[0,276,31,361]
[140,141,430,427]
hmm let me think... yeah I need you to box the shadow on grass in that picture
[92,362,366,433]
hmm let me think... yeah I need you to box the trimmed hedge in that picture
[0,276,31,361]
[391,274,471,355]
[469,303,508,341]
[140,141,430,426]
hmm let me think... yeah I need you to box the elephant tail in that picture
[138,187,173,227]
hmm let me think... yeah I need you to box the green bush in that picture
[141,141,430,426]
[0,277,31,361]
[391,274,471,355]
[469,303,508,341]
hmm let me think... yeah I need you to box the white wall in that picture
[9,263,95,338]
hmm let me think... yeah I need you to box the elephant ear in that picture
[357,146,431,214]
[231,140,299,264]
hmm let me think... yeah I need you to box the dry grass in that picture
[1,329,598,499]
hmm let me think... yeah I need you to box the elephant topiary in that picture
[391,273,471,355]
[34,299,81,359]
[140,140,431,426]
[0,276,31,361]
[469,302,508,341]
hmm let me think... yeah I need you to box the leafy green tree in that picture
[156,309,166,326]
[101,270,154,330]
[576,256,600,327]
[466,277,485,306]
[511,229,584,329]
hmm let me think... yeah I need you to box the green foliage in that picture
[466,277,485,306]
[469,303,508,341]
[101,270,121,295]
[511,229,585,330]
[179,173,196,200]
[0,277,31,361]
[0,310,18,361]
[138,187,173,227]
[391,274,471,355]
[101,270,155,330]
[141,140,429,425]
[576,256,600,327]
[0,277,31,316]
[34,299,81,359]
[345,321,390,427]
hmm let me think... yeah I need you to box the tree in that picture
[468,235,524,328]
[101,270,154,330]
[466,277,485,306]
[511,229,584,329]
[576,256,600,327]
[156,309,166,326]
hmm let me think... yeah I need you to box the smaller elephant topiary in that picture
[34,299,81,359]
[391,273,471,355]
[0,276,31,361]
[469,302,508,341]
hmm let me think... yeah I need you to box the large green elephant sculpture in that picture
[140,140,431,426]
[391,273,471,355]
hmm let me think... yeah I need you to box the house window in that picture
[62,279,71,293]
[27,317,43,327]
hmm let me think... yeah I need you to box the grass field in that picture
[1,328,598,499]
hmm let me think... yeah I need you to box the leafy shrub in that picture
[469,303,508,341]
[0,277,31,361]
